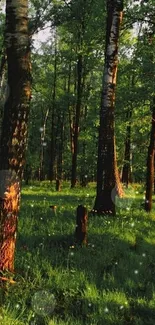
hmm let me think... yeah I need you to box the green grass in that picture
[1,181,155,325]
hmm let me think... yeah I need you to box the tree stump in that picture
[75,205,88,245]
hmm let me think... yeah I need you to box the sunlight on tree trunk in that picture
[94,0,124,215]
[0,175,20,272]
[0,0,31,272]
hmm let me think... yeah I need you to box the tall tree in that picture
[49,33,58,181]
[0,0,31,272]
[71,52,83,187]
[94,0,123,215]
[39,107,49,181]
[121,108,132,186]
[145,98,155,212]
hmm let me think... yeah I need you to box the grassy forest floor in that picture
[1,182,155,325]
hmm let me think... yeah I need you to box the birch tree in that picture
[94,0,123,215]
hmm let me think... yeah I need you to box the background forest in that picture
[0,1,155,325]
[1,0,154,186]
[22,0,155,185]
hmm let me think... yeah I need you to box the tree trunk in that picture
[0,52,7,135]
[56,179,61,191]
[39,108,49,181]
[24,164,32,185]
[67,60,74,155]
[80,105,88,186]
[0,53,6,88]
[122,109,132,186]
[49,35,57,181]
[0,0,31,272]
[145,98,155,212]
[94,0,123,215]
[154,153,155,194]
[57,115,64,181]
[71,54,83,188]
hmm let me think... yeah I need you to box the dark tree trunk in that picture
[122,109,132,186]
[145,99,155,212]
[55,110,65,190]
[39,108,49,181]
[57,117,64,180]
[49,36,57,181]
[80,105,88,186]
[67,60,75,155]
[71,54,83,188]
[0,52,7,134]
[154,153,155,194]
[39,147,45,181]
[94,0,123,215]
[0,0,31,272]
[56,179,61,191]
[24,164,32,185]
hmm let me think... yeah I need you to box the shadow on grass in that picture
[11,191,155,324]
[14,218,155,324]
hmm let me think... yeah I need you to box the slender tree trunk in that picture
[154,153,155,194]
[56,111,65,185]
[94,0,123,215]
[0,53,7,134]
[71,54,83,188]
[67,60,74,154]
[49,36,57,181]
[80,105,88,186]
[39,108,49,181]
[0,53,6,88]
[24,164,32,185]
[122,109,132,186]
[145,99,155,212]
[0,0,31,272]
